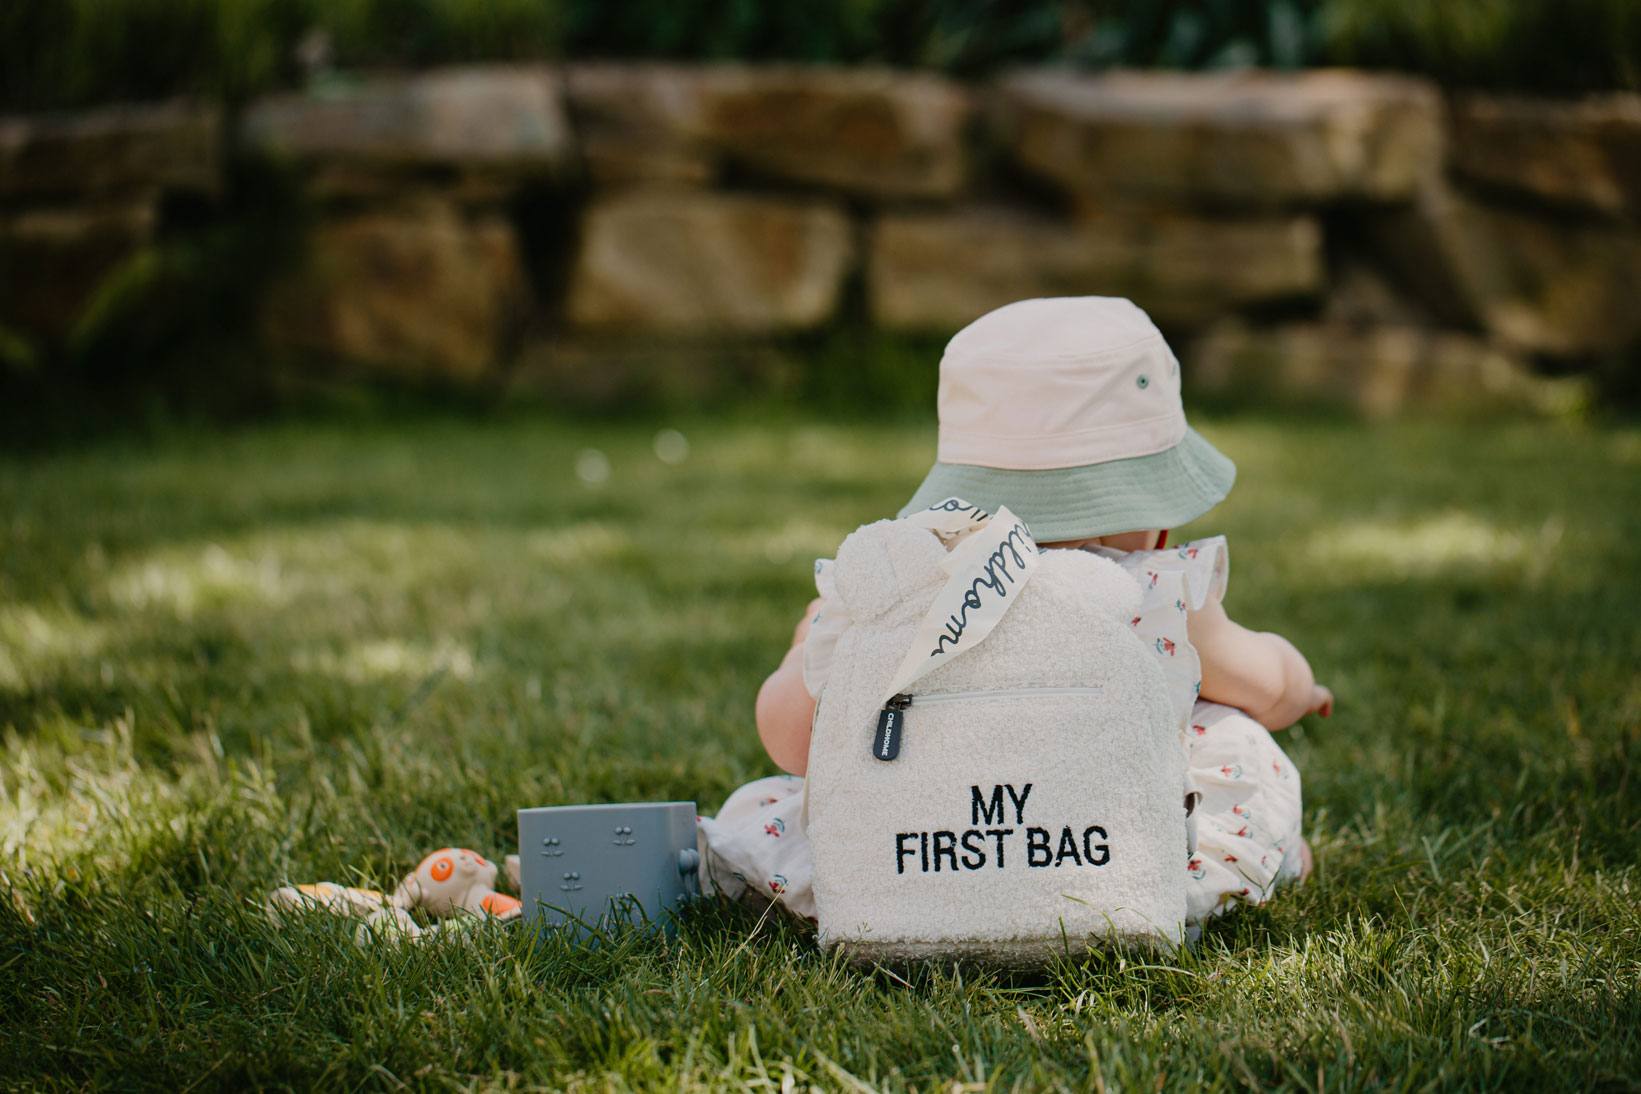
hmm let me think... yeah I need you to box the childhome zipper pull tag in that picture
[869,501,1039,761]
[874,695,911,760]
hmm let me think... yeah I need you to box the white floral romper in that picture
[698,536,1304,926]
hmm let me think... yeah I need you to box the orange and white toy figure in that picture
[265,881,404,920]
[265,845,520,945]
[391,847,522,922]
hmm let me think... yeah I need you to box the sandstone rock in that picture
[1323,258,1429,329]
[564,64,972,199]
[1361,183,1641,356]
[260,198,527,381]
[0,201,156,343]
[1189,320,1583,418]
[868,207,1321,332]
[1352,185,1483,331]
[998,69,1441,209]
[0,101,220,203]
[1450,93,1641,217]
[564,65,718,186]
[566,192,853,332]
[241,67,573,200]
[697,66,972,201]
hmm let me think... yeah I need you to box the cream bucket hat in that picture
[898,297,1235,542]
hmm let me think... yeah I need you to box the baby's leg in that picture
[1184,701,1305,923]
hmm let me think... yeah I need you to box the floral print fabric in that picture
[1089,538,1303,920]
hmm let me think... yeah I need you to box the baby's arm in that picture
[1188,597,1332,731]
[755,598,822,775]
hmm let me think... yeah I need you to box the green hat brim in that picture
[897,426,1235,542]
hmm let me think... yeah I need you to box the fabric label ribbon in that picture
[880,498,1040,704]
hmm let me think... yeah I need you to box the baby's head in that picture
[899,297,1233,547]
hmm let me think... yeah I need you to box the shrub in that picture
[0,0,304,110]
[4,0,1637,113]
[0,0,562,112]
[1323,0,1641,95]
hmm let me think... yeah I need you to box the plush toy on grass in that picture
[264,882,423,940]
[265,846,520,945]
[392,847,522,921]
[265,881,400,918]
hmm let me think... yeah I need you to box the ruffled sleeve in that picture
[1165,536,1229,611]
[800,558,852,699]
[1083,536,1230,733]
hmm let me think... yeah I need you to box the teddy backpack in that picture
[805,499,1188,966]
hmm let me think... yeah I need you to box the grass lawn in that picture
[1,410,1638,1092]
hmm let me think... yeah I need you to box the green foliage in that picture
[562,0,891,66]
[320,0,562,68]
[0,166,313,444]
[1,413,1639,1089]
[1054,0,1328,72]
[4,0,1638,111]
[0,0,306,110]
[0,0,560,111]
[1323,0,1641,94]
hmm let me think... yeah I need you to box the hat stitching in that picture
[942,331,1169,366]
[938,410,1183,447]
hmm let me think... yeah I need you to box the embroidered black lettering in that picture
[1005,783,1033,824]
[1054,826,1083,867]
[985,828,1012,868]
[895,833,918,875]
[931,521,1036,656]
[1083,825,1110,866]
[920,831,930,873]
[971,785,1005,826]
[932,831,959,872]
[928,499,988,519]
[1026,827,1052,867]
[960,830,987,869]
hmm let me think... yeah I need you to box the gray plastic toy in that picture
[516,802,700,936]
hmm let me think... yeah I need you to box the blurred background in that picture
[4,17,1640,1085]
[1,0,1639,436]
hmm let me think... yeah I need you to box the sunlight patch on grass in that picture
[1609,430,1641,464]
[108,544,321,616]
[104,521,488,618]
[526,522,631,566]
[0,607,108,691]
[788,426,932,480]
[3,714,183,870]
[695,425,930,487]
[293,637,479,685]
[1300,511,1564,582]
[738,518,855,566]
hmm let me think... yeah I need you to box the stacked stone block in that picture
[0,102,220,350]
[2,64,1636,414]
[242,66,573,382]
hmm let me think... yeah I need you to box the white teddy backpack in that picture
[805,500,1189,966]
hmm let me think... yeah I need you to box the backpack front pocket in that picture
[873,686,1105,762]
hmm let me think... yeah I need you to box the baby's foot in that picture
[1299,838,1314,882]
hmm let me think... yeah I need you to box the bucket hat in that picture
[898,297,1234,543]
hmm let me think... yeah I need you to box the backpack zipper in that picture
[872,685,1104,762]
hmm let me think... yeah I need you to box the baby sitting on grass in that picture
[703,296,1331,926]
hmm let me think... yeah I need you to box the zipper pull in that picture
[873,694,911,761]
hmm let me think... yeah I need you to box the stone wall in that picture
[4,64,1637,414]
[0,102,219,348]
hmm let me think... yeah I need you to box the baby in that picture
[702,296,1330,925]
